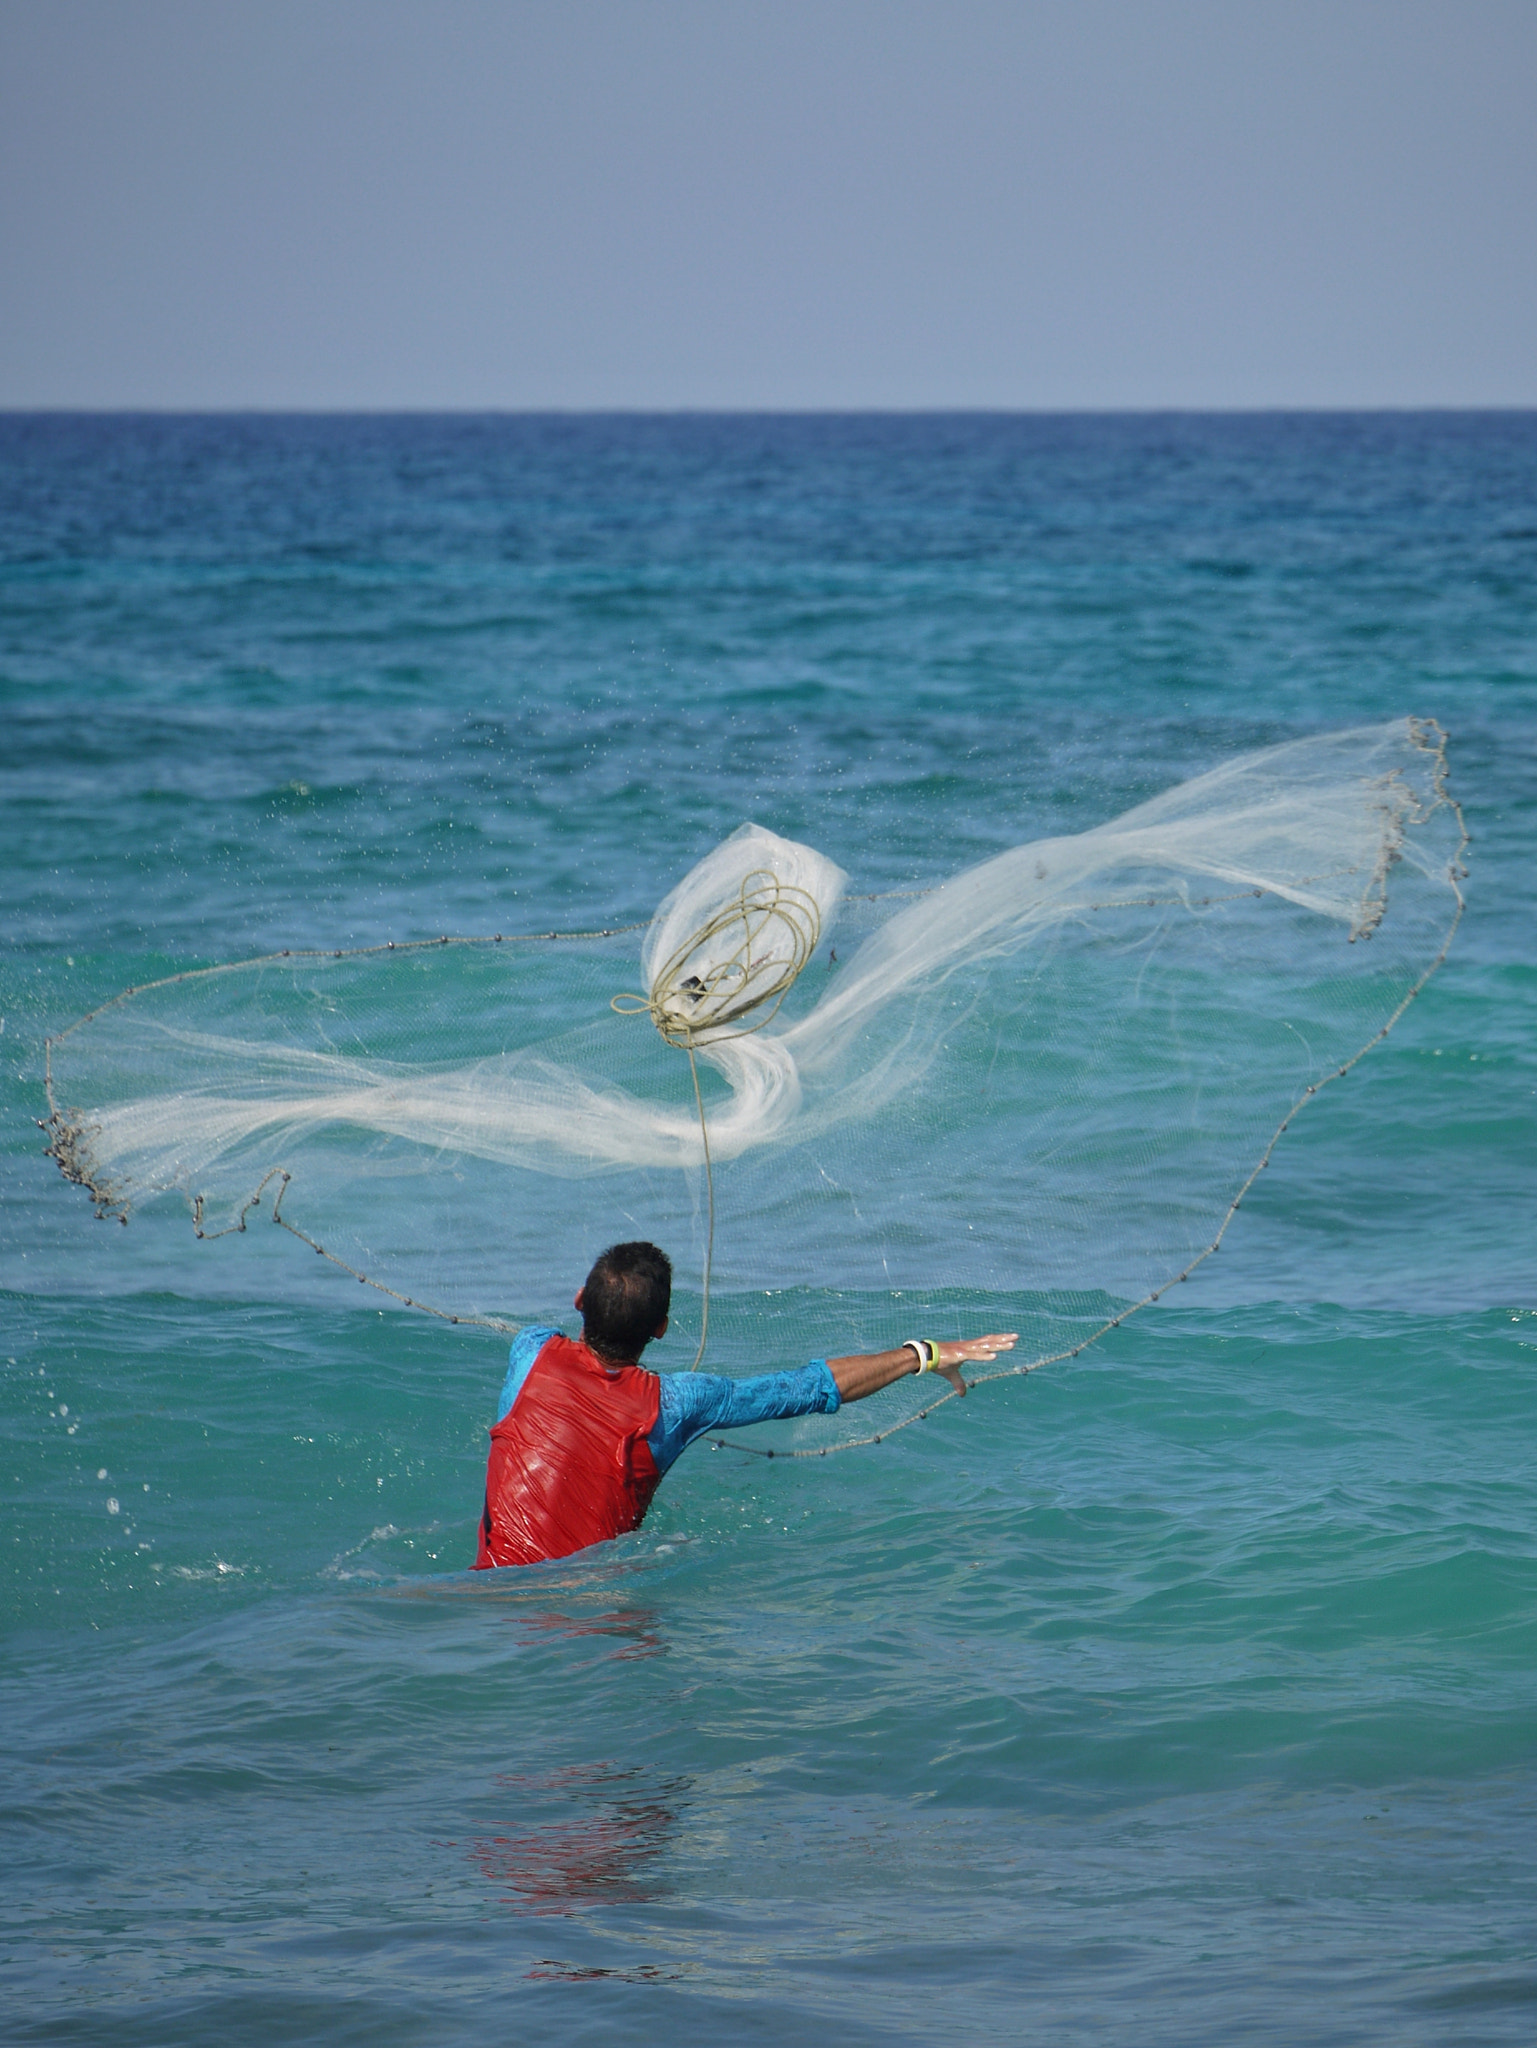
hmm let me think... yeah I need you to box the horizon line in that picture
[4,402,1536,420]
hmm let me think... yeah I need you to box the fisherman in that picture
[474,1239,1017,1568]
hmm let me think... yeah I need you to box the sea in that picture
[1,412,1534,2046]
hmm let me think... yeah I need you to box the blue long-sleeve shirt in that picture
[496,1326,841,1473]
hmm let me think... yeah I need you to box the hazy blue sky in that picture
[2,0,1533,409]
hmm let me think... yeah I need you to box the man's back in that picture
[475,1333,662,1568]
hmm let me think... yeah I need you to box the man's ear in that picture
[654,1316,668,1340]
[574,1288,585,1314]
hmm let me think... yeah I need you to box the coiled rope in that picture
[612,868,822,1367]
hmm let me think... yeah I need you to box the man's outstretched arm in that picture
[649,1333,1019,1471]
[826,1333,1018,1403]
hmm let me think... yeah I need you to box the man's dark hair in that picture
[581,1241,672,1360]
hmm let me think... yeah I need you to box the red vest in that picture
[473,1333,662,1569]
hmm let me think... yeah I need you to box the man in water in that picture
[475,1239,1017,1568]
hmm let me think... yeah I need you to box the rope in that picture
[611,868,822,1049]
[611,868,822,1367]
[686,1045,714,1367]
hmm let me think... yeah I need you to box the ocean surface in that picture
[2,413,1534,2045]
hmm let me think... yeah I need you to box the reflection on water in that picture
[525,1959,688,1983]
[463,1761,690,1914]
[513,1606,669,1660]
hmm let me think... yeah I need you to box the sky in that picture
[1,0,1534,410]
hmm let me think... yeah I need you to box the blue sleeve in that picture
[648,1360,841,1474]
[497,1326,562,1422]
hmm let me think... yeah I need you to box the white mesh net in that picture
[44,718,1466,1448]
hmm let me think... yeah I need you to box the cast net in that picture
[44,718,1466,1449]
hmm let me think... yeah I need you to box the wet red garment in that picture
[473,1333,662,1568]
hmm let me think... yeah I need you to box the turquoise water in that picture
[3,414,1534,2043]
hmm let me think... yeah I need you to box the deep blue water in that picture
[2,413,1534,2044]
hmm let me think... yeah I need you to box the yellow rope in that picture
[611,867,822,1048]
[612,868,822,1368]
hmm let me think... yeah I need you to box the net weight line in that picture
[39,864,1466,1383]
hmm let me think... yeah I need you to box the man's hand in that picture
[927,1331,1019,1398]
[826,1331,1019,1405]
